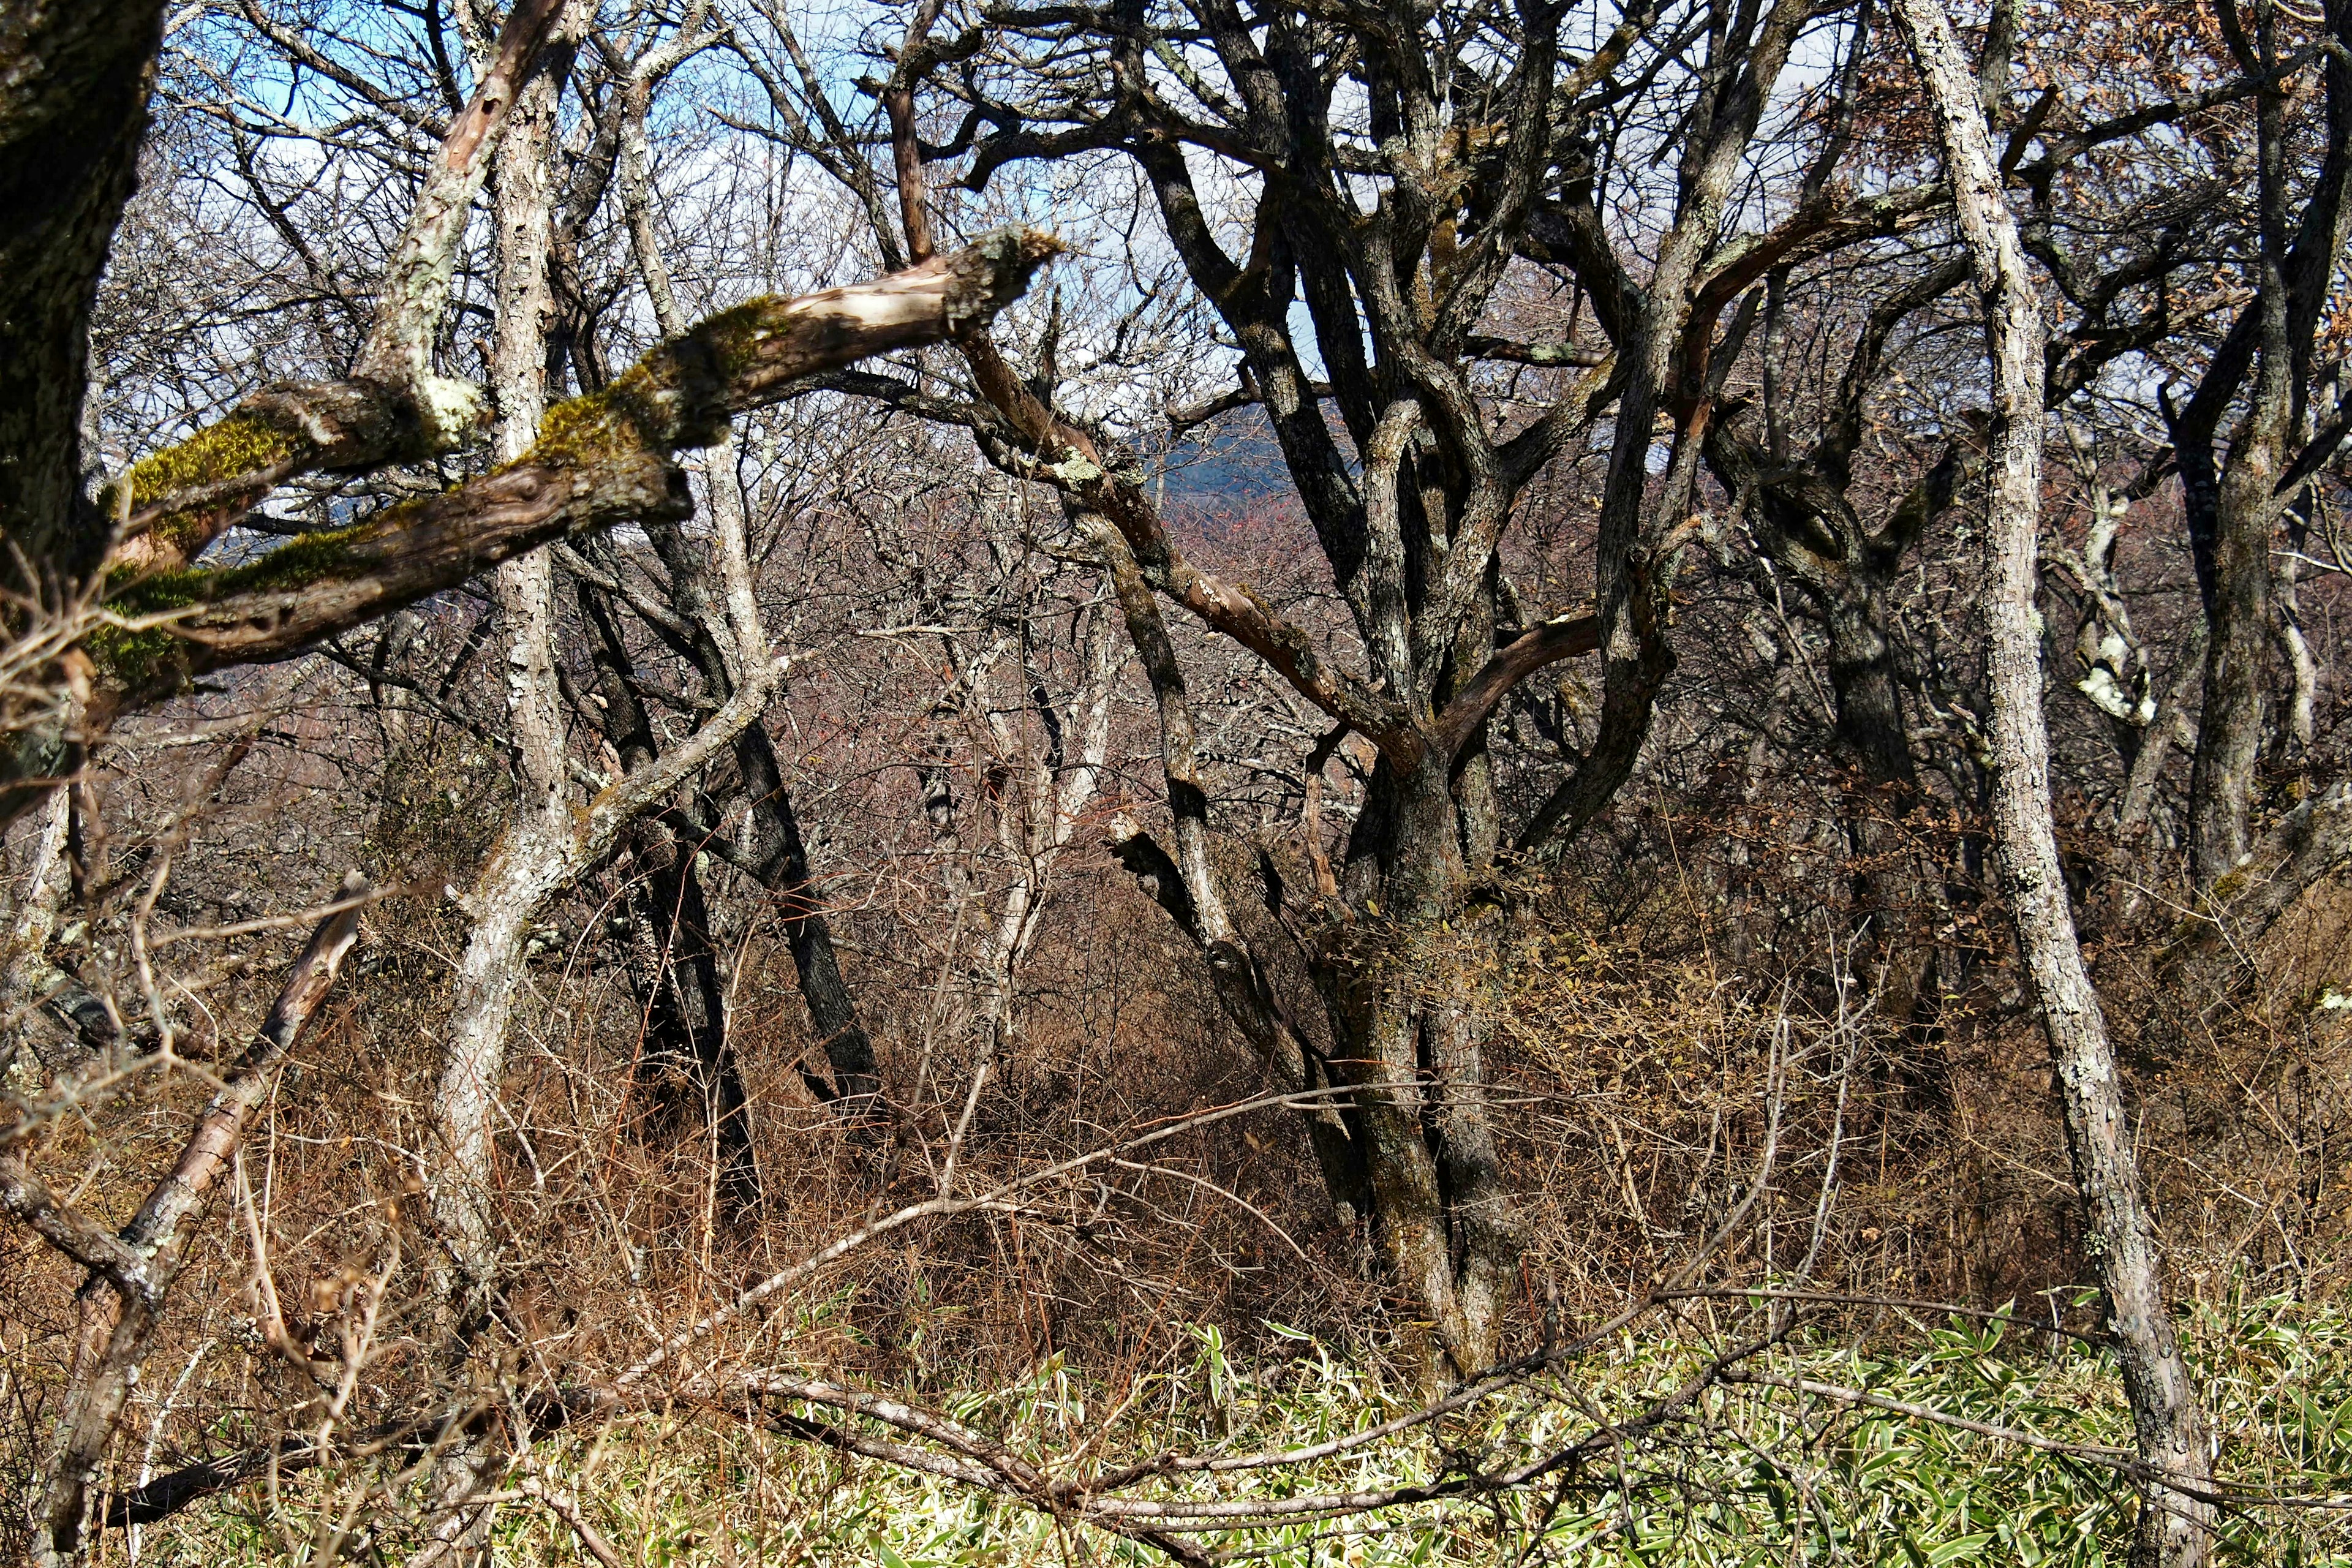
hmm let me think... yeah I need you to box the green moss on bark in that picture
[111,412,305,560]
[123,412,300,507]
[694,296,788,379]
[88,520,381,693]
[209,521,370,595]
[522,299,790,469]
[86,570,205,693]
[526,376,662,469]
[126,413,296,502]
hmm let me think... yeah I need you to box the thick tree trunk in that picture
[411,55,783,1551]
[2177,0,2352,888]
[0,2,163,591]
[1325,752,1520,1388]
[1705,374,1967,1063]
[2163,778,2352,1010]
[2187,431,2283,888]
[1821,581,1947,1084]
[1824,587,1919,801]
[0,2,166,826]
[1894,4,2217,1562]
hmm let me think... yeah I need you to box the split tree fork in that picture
[834,0,2344,1390]
[2147,0,2352,1016]
[1891,1,2218,1563]
[823,0,1833,1385]
[0,0,1060,832]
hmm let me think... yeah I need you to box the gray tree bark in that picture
[429,29,577,1320]
[0,1,164,591]
[1892,2,2217,1562]
[2169,0,2352,889]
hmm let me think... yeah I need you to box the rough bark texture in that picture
[2163,778,2352,1010]
[2186,311,2288,889]
[351,0,571,399]
[431,29,576,1330]
[1892,2,2217,1562]
[0,213,1054,834]
[105,0,579,578]
[2171,0,2352,888]
[87,228,1058,718]
[0,2,167,826]
[0,1,165,592]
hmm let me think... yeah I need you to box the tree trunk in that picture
[1893,4,2217,1562]
[616,820,759,1208]
[2188,413,2283,885]
[1822,576,1945,1059]
[429,37,575,1318]
[407,52,586,1564]
[734,720,883,1109]
[0,1,162,590]
[1820,579,1959,1112]
[2177,0,2352,888]
[1324,751,1519,1388]
[0,2,165,824]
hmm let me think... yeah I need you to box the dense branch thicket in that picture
[3,1,2350,1564]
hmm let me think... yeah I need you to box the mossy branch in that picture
[90,229,1060,705]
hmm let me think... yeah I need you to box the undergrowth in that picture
[126,1286,2352,1566]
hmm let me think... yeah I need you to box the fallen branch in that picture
[21,876,368,1568]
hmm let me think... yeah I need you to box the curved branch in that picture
[1433,611,1600,762]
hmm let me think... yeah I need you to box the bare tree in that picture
[1893,2,2217,1561]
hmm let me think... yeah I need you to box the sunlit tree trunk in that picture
[429,31,575,1321]
[412,39,578,1561]
[1893,4,2217,1562]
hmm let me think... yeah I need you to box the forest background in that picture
[3,0,2352,1563]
